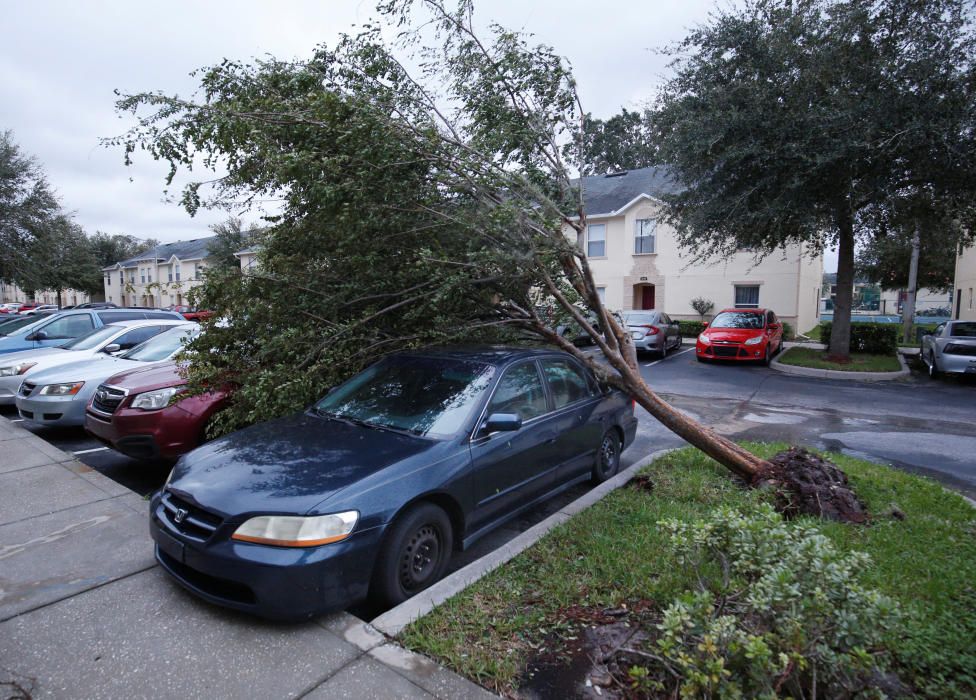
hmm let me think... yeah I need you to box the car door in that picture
[468,360,559,529]
[768,311,782,348]
[540,358,605,483]
[661,313,679,349]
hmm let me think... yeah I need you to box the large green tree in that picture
[649,0,976,360]
[19,216,101,305]
[569,108,656,175]
[111,0,881,516]
[205,217,261,270]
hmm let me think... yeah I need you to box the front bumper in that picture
[0,374,21,405]
[16,393,87,426]
[696,340,767,361]
[149,490,382,620]
[86,404,202,460]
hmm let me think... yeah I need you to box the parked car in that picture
[0,303,23,314]
[16,304,38,314]
[168,305,213,322]
[0,308,183,356]
[622,311,682,357]
[0,320,188,405]
[921,321,976,378]
[15,324,199,427]
[22,304,59,315]
[75,302,119,309]
[696,308,783,365]
[85,361,230,459]
[150,347,637,620]
[556,309,625,346]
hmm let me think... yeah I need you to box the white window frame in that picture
[734,284,760,309]
[586,224,606,258]
[634,219,656,255]
[596,286,606,304]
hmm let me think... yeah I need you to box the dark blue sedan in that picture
[150,347,638,620]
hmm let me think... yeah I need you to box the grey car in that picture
[622,311,682,357]
[15,324,198,427]
[921,321,976,378]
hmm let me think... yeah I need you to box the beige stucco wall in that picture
[1,282,93,306]
[954,244,976,321]
[878,287,952,315]
[103,258,207,307]
[569,199,822,329]
[237,252,258,273]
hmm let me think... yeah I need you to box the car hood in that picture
[105,361,183,392]
[167,412,436,518]
[703,328,765,341]
[25,355,160,387]
[0,346,70,368]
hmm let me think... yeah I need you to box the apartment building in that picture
[569,167,823,332]
[953,243,976,321]
[103,237,215,307]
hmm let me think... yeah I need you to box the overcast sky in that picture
[1,1,838,271]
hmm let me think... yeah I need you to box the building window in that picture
[969,288,973,309]
[587,224,606,258]
[106,275,111,287]
[734,285,760,308]
[597,287,606,304]
[168,270,173,282]
[194,264,202,280]
[634,219,656,254]
[140,269,146,284]
[119,271,123,285]
[148,270,152,283]
[175,263,181,281]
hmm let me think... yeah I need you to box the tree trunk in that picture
[828,204,855,360]
[901,221,920,345]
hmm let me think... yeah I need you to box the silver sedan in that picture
[622,311,682,357]
[921,321,976,378]
[15,324,198,427]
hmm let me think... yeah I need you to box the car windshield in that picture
[949,322,976,338]
[59,325,122,351]
[121,326,197,362]
[314,356,495,439]
[710,312,765,329]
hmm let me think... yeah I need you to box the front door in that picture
[641,285,655,310]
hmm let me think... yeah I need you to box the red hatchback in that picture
[696,308,784,365]
[84,361,229,460]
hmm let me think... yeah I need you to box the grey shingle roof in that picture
[578,166,683,215]
[112,236,217,268]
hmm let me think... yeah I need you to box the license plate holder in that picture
[156,525,185,564]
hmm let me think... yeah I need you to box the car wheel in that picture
[592,430,621,484]
[927,350,941,379]
[372,502,453,607]
[659,340,668,358]
[762,346,773,366]
[696,354,708,363]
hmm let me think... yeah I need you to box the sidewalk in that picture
[0,415,494,699]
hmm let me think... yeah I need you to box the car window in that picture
[542,359,595,409]
[934,323,946,336]
[145,311,180,319]
[0,315,45,336]
[121,326,198,362]
[60,325,122,351]
[98,311,145,323]
[623,313,658,325]
[37,314,94,339]
[314,356,494,438]
[487,362,549,421]
[113,326,168,350]
[949,322,976,337]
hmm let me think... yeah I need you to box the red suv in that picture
[84,361,228,460]
[696,308,783,365]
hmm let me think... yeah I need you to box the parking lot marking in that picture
[73,447,110,455]
[644,346,694,367]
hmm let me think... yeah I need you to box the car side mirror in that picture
[483,413,522,433]
[26,331,48,341]
[701,322,709,329]
[768,323,781,331]
[102,343,121,354]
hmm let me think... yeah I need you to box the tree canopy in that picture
[568,108,656,175]
[649,0,976,358]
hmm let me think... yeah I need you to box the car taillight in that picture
[641,325,660,335]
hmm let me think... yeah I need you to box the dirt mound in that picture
[756,447,868,523]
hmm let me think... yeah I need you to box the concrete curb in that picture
[371,447,680,638]
[770,348,911,382]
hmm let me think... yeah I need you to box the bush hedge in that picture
[820,322,898,354]
[678,320,707,337]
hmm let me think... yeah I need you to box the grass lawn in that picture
[400,445,976,698]
[778,346,902,371]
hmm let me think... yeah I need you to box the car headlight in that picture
[232,511,359,547]
[744,336,764,346]
[0,362,36,376]
[698,333,711,345]
[38,382,85,396]
[131,386,182,410]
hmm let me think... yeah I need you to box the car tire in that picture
[372,502,453,607]
[591,430,621,484]
[927,350,941,379]
[696,354,708,363]
[762,346,773,366]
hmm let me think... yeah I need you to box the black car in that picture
[151,347,638,620]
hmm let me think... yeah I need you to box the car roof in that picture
[716,308,767,314]
[400,345,575,366]
[103,319,189,329]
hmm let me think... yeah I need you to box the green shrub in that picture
[820,322,898,354]
[631,505,899,699]
[678,320,707,337]
[781,321,794,341]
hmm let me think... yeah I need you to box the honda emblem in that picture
[174,508,188,524]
